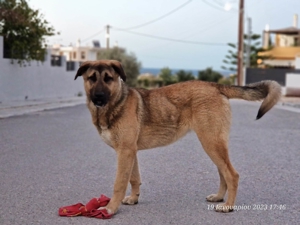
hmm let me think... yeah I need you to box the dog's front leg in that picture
[104,148,136,214]
[122,154,141,205]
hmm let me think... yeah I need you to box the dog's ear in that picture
[110,60,126,82]
[74,62,91,80]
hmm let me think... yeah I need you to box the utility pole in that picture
[106,25,110,49]
[246,17,252,68]
[237,0,244,86]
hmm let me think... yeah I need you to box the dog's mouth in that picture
[92,99,107,107]
[91,92,109,108]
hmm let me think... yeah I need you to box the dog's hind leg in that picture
[206,168,227,202]
[193,98,238,212]
[196,132,239,213]
[122,154,141,205]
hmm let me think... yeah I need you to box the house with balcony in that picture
[246,15,300,96]
[259,15,300,68]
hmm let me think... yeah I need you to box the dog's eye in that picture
[104,73,113,83]
[88,73,97,82]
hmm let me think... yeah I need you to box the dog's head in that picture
[74,60,126,108]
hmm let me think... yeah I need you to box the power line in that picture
[111,27,227,46]
[202,0,237,13]
[121,0,193,30]
[212,0,224,5]
[212,0,238,8]
[81,29,105,43]
[202,0,226,12]
[81,1,192,43]
[182,14,236,40]
[82,0,233,47]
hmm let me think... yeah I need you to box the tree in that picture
[97,47,141,87]
[221,34,270,71]
[176,70,195,82]
[218,76,234,85]
[198,67,223,82]
[159,67,176,86]
[0,0,56,65]
[222,43,238,72]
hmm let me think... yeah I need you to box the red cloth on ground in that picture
[82,208,113,219]
[58,203,84,217]
[58,194,112,219]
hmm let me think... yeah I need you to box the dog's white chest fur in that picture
[100,127,112,146]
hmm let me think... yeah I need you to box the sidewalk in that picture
[0,96,299,119]
[0,96,86,118]
[280,96,300,108]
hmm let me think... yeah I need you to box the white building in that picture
[0,36,85,102]
[51,39,102,62]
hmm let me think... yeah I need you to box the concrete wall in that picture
[0,36,85,102]
[296,56,300,69]
[284,73,300,96]
[87,51,97,61]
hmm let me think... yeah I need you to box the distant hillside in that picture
[140,68,233,77]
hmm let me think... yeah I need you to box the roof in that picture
[268,26,300,35]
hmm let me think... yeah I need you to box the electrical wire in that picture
[202,0,237,13]
[202,0,226,12]
[80,1,192,43]
[212,0,223,5]
[121,0,193,30]
[81,0,234,46]
[81,29,105,43]
[111,27,227,46]
[182,14,236,40]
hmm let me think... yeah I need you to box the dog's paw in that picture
[214,203,234,213]
[122,196,139,205]
[98,207,117,216]
[99,206,115,215]
[206,194,224,202]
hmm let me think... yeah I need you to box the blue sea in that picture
[140,68,232,77]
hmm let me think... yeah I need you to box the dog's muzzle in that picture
[92,92,108,107]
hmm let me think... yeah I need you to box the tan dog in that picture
[74,60,281,214]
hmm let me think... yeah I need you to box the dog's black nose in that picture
[92,92,108,107]
[95,92,105,98]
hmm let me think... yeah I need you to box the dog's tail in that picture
[217,80,281,120]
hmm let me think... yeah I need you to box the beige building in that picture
[260,15,300,68]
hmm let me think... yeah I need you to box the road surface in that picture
[0,100,299,224]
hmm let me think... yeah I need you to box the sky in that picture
[29,0,300,70]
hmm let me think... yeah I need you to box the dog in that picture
[74,60,281,214]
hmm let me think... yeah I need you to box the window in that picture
[81,51,86,60]
[73,51,77,59]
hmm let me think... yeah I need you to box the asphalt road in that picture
[0,100,299,225]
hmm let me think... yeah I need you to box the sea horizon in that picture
[140,67,233,77]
